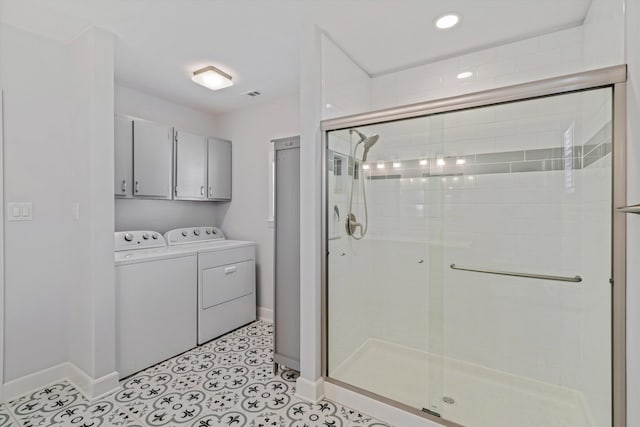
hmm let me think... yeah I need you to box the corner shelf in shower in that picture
[617,204,640,214]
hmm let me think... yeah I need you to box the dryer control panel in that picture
[164,226,225,245]
[114,230,166,251]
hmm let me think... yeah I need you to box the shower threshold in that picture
[330,339,597,427]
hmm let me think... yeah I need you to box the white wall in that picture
[67,26,116,381]
[370,26,585,111]
[582,0,626,69]
[321,33,371,120]
[0,22,117,388]
[0,22,72,382]
[114,84,222,233]
[214,94,299,313]
[625,0,640,425]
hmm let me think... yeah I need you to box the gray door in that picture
[274,137,300,370]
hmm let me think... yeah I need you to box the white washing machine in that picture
[165,226,256,344]
[114,230,197,378]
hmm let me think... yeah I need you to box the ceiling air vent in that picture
[246,91,261,97]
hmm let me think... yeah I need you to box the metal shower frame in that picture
[320,64,628,427]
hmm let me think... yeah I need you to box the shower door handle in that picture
[450,264,582,283]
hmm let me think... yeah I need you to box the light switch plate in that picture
[8,202,33,221]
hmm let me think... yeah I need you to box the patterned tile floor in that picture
[0,321,392,426]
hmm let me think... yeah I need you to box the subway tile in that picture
[463,163,511,175]
[476,150,524,163]
[525,146,582,160]
[510,160,548,173]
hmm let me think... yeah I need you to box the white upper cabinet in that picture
[174,129,207,200]
[114,115,133,198]
[208,137,232,201]
[133,120,173,199]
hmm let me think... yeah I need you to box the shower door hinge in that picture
[421,408,441,418]
[610,278,614,286]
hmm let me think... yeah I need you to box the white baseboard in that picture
[325,381,443,427]
[3,363,120,403]
[3,363,69,401]
[295,376,325,402]
[66,364,120,400]
[257,306,273,322]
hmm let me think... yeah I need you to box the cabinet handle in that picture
[224,266,237,275]
[208,186,212,197]
[200,185,205,196]
[135,181,139,193]
[121,180,127,193]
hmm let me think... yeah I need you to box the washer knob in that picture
[152,234,158,240]
[142,233,149,240]
[206,229,211,235]
[124,233,133,242]
[194,229,200,236]
[212,229,217,234]
[181,231,188,237]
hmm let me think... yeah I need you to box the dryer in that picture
[114,231,197,378]
[165,226,256,344]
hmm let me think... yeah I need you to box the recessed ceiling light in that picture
[419,159,428,166]
[435,13,460,29]
[377,163,385,169]
[362,164,370,170]
[456,158,466,165]
[457,71,473,79]
[192,66,233,91]
[393,162,402,168]
[437,158,446,166]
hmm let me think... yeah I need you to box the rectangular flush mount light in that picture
[191,66,233,91]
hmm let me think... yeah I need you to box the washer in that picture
[114,230,197,378]
[165,226,256,344]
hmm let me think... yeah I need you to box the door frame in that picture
[1,90,5,402]
[320,65,628,427]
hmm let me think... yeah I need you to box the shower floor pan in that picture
[331,339,596,427]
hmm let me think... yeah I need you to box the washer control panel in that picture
[164,226,225,245]
[114,230,166,251]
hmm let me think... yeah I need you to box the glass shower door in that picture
[435,87,613,427]
[326,86,613,427]
[326,117,445,416]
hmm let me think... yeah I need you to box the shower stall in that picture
[321,66,627,427]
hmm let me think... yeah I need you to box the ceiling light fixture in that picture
[457,71,473,79]
[435,13,460,29]
[192,66,233,91]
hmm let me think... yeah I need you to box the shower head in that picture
[361,135,379,162]
[350,128,379,162]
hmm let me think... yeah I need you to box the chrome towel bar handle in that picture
[450,264,582,283]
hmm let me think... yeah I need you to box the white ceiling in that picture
[0,0,591,115]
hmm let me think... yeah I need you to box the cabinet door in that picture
[114,116,133,198]
[207,137,232,200]
[133,120,173,199]
[175,129,207,200]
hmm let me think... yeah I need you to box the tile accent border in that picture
[328,122,612,180]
